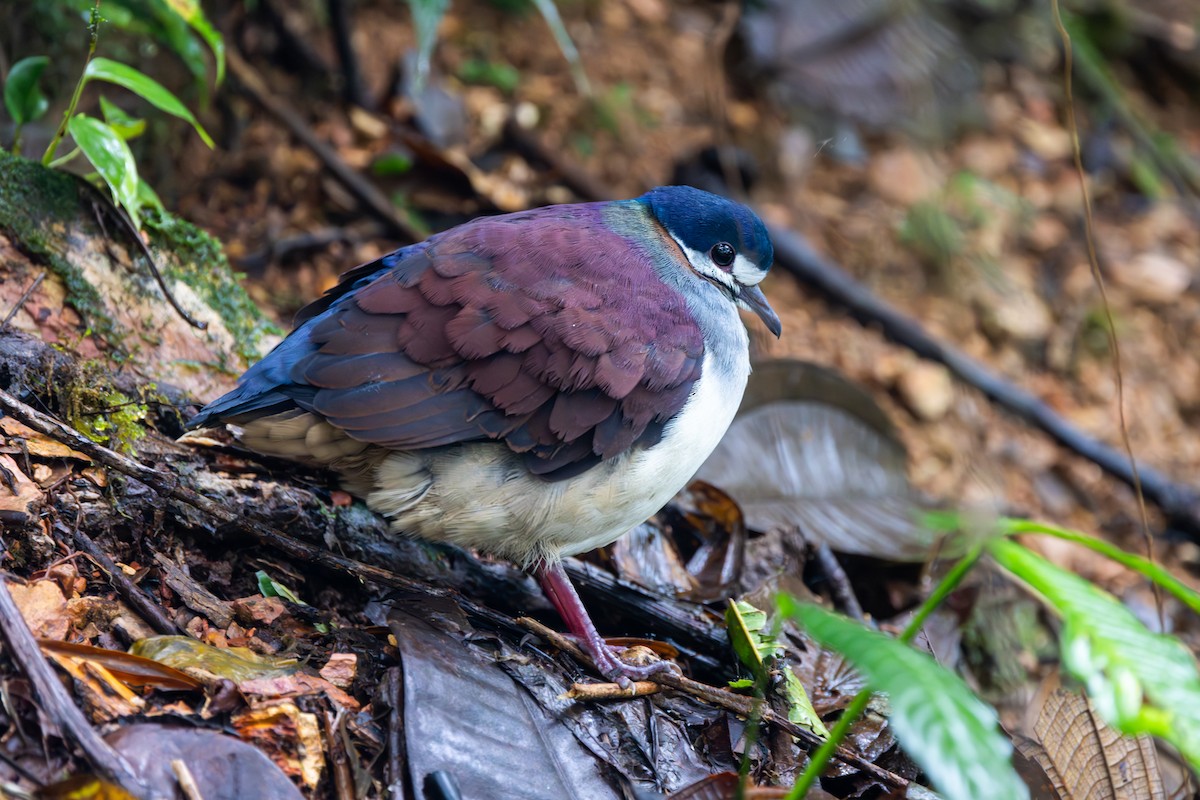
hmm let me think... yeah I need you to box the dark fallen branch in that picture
[64,524,181,637]
[225,48,421,243]
[767,224,1200,539]
[0,572,155,799]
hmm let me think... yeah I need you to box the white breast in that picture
[369,330,752,566]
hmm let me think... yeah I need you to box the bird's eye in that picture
[710,242,736,268]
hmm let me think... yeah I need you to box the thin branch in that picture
[2,271,45,328]
[767,223,1200,538]
[225,47,420,243]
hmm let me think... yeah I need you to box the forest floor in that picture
[4,0,1200,797]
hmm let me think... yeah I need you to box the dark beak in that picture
[739,285,782,337]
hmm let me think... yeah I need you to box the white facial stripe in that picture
[669,235,737,291]
[731,253,766,286]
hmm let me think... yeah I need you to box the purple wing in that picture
[198,204,705,480]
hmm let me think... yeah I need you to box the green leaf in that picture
[725,599,781,682]
[137,177,166,215]
[83,57,214,147]
[256,570,301,604]
[4,55,51,125]
[372,152,414,177]
[782,664,830,737]
[728,678,754,689]
[161,0,226,84]
[779,597,1026,800]
[990,538,1200,772]
[68,115,142,226]
[999,518,1200,616]
[99,96,147,140]
[407,0,451,92]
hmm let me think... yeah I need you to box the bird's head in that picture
[641,185,781,337]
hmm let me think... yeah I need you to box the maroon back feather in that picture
[289,205,705,479]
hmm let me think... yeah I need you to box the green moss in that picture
[0,150,122,346]
[0,150,278,369]
[142,208,280,366]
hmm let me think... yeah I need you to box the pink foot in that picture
[536,561,681,687]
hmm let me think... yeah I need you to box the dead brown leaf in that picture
[9,578,70,640]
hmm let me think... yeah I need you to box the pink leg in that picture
[536,560,679,685]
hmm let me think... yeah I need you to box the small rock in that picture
[975,268,1053,344]
[868,147,943,206]
[958,136,1015,178]
[320,653,358,689]
[1108,252,1192,304]
[896,362,955,421]
[1025,215,1068,252]
[1016,118,1072,161]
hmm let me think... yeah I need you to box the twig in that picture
[65,524,181,636]
[327,0,367,109]
[0,572,154,799]
[563,681,660,700]
[516,617,907,791]
[323,710,356,800]
[81,181,207,331]
[767,223,1200,538]
[2,271,45,328]
[225,48,421,243]
[170,760,204,800]
[383,667,408,800]
[814,543,865,622]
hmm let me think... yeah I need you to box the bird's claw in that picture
[593,643,682,688]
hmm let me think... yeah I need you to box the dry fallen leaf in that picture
[231,701,325,790]
[0,453,44,523]
[9,578,70,640]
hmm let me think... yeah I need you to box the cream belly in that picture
[366,345,750,566]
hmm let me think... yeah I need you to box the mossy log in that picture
[0,151,277,402]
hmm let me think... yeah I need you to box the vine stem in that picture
[42,0,101,165]
[785,545,983,799]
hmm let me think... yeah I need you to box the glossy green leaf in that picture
[161,0,226,84]
[4,55,50,125]
[99,96,147,140]
[83,57,213,147]
[68,114,141,226]
[990,538,1200,773]
[779,597,1026,800]
[725,598,780,682]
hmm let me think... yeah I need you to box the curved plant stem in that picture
[43,0,101,165]
[785,546,983,799]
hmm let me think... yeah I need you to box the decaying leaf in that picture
[106,723,304,800]
[231,701,325,790]
[697,360,941,560]
[132,634,300,683]
[1015,672,1165,800]
[389,603,624,799]
[0,453,44,524]
[9,578,70,640]
[39,639,201,691]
